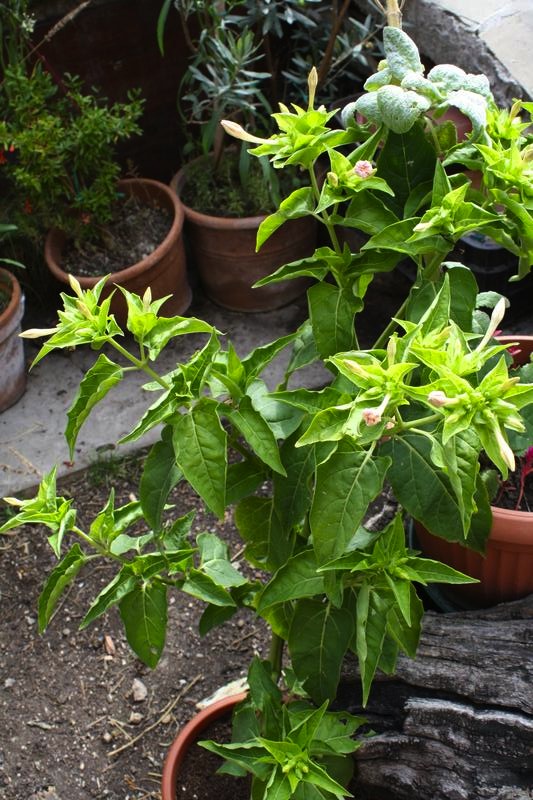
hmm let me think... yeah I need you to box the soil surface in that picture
[0,458,266,800]
[61,197,172,278]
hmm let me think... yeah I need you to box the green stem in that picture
[309,166,342,256]
[269,632,284,684]
[373,248,450,349]
[398,412,441,431]
[109,339,171,391]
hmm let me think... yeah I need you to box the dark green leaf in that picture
[38,544,87,632]
[119,579,167,668]
[65,354,123,458]
[140,426,182,531]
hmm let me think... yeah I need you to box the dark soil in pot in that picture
[61,195,172,278]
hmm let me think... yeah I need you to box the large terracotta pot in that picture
[0,268,26,413]
[161,692,247,800]
[171,167,315,312]
[45,178,192,328]
[415,335,533,608]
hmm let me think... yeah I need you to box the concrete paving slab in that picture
[428,0,512,27]
[0,293,328,498]
[479,0,533,100]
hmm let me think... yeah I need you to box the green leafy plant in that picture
[3,13,533,800]
[0,63,144,245]
[158,0,382,214]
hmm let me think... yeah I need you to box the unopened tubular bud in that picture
[428,390,451,408]
[220,120,271,145]
[327,171,339,187]
[495,427,515,471]
[308,66,318,110]
[68,274,83,298]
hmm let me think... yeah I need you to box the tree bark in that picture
[340,595,533,799]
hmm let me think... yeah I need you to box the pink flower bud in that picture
[428,390,451,408]
[353,160,374,178]
[362,408,382,426]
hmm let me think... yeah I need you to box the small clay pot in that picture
[45,178,192,328]
[415,335,533,608]
[0,268,26,413]
[161,692,247,800]
[171,166,315,312]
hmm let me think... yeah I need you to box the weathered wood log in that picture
[340,595,533,799]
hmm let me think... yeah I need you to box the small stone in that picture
[62,628,70,637]
[161,713,173,725]
[4,678,15,689]
[131,678,148,703]
[129,711,143,725]
[102,731,113,744]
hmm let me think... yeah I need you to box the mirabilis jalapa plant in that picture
[4,13,533,800]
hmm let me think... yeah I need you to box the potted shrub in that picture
[161,0,381,311]
[0,224,26,412]
[0,3,191,326]
[3,10,533,800]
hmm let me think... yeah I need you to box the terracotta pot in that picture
[161,692,247,800]
[0,268,26,413]
[171,167,315,312]
[414,335,533,608]
[45,178,192,328]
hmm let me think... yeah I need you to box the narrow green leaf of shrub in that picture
[38,544,87,632]
[119,579,167,668]
[65,354,123,458]
[140,427,182,531]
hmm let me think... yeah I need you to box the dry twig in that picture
[107,673,203,758]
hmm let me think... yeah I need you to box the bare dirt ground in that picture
[0,456,265,800]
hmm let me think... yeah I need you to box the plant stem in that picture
[399,412,441,431]
[309,166,342,255]
[269,632,284,683]
[385,0,402,27]
[109,339,171,391]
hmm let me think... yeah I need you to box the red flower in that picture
[23,198,32,214]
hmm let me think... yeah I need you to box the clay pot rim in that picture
[171,165,268,230]
[161,691,247,800]
[0,267,22,328]
[45,178,185,288]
